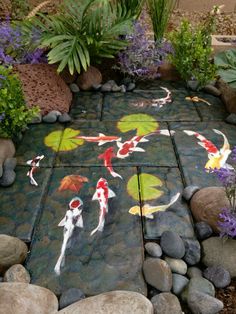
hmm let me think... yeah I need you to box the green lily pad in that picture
[117,114,159,136]
[127,173,163,201]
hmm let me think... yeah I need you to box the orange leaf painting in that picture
[58,175,89,193]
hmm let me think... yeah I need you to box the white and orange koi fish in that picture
[116,135,149,159]
[98,147,122,179]
[75,133,122,146]
[26,155,44,186]
[54,197,84,275]
[183,129,232,170]
[90,178,116,236]
[151,87,172,108]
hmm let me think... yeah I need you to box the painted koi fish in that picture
[183,129,232,170]
[90,178,116,236]
[26,155,44,186]
[116,135,149,159]
[151,87,172,108]
[129,192,180,219]
[54,197,84,275]
[75,133,122,146]
[98,147,122,179]
[185,96,211,106]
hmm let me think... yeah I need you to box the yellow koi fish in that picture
[129,193,180,219]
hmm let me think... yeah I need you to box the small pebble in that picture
[151,292,182,314]
[59,288,86,309]
[58,113,72,123]
[69,83,80,93]
[3,264,30,283]
[3,158,17,171]
[120,84,126,93]
[225,113,236,125]
[111,85,121,92]
[126,82,136,91]
[183,238,201,265]
[203,266,231,288]
[181,277,215,303]
[172,273,189,295]
[164,257,187,275]
[187,291,224,314]
[182,185,200,201]
[187,267,202,279]
[92,84,102,91]
[0,170,16,187]
[43,112,58,123]
[195,222,213,240]
[145,242,162,258]
[101,82,112,92]
[160,231,185,259]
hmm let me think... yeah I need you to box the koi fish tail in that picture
[27,170,38,186]
[90,218,105,236]
[110,169,123,179]
[158,129,175,136]
[54,228,72,275]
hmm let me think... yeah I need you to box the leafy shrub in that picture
[22,0,136,75]
[146,0,177,42]
[116,21,173,80]
[168,19,216,89]
[0,65,39,138]
[0,17,45,65]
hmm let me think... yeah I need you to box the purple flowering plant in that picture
[116,21,173,80]
[211,149,236,238]
[0,17,45,65]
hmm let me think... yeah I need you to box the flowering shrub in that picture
[116,21,173,80]
[0,65,39,138]
[0,18,45,65]
[211,148,236,238]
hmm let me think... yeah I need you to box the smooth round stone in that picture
[58,291,153,314]
[0,170,16,187]
[187,291,224,314]
[42,112,58,123]
[187,267,202,279]
[59,288,85,309]
[183,238,201,265]
[202,237,236,277]
[58,113,71,123]
[0,283,58,314]
[181,277,215,303]
[92,84,102,90]
[172,274,189,295]
[126,82,136,91]
[225,113,236,125]
[3,264,30,283]
[182,185,200,201]
[0,235,28,274]
[145,242,162,258]
[203,266,231,288]
[151,292,182,314]
[69,83,80,93]
[77,66,102,91]
[195,222,213,240]
[203,84,221,97]
[164,257,187,275]
[101,82,112,92]
[3,158,17,171]
[143,258,172,292]
[120,84,126,93]
[111,85,121,92]
[160,231,185,259]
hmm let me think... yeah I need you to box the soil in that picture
[216,279,236,314]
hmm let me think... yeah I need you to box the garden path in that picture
[0,81,235,296]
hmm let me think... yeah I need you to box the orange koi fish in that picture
[75,133,121,146]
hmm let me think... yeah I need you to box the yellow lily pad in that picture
[117,114,159,136]
[44,128,84,152]
[127,173,163,201]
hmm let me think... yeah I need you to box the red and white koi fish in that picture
[98,147,122,179]
[26,155,44,186]
[90,178,116,236]
[54,197,84,275]
[116,135,149,159]
[151,87,172,108]
[183,129,232,170]
[75,133,122,146]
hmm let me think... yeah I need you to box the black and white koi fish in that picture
[26,155,44,186]
[54,197,84,275]
[151,87,172,107]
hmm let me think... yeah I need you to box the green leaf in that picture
[127,173,163,201]
[117,114,159,136]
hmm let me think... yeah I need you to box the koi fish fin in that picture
[99,133,105,137]
[169,130,175,136]
[183,130,196,136]
[26,159,33,166]
[132,147,145,152]
[30,176,38,186]
[145,213,154,219]
[139,138,149,143]
[92,191,98,201]
[117,141,123,148]
[61,255,65,267]
[98,141,106,146]
[90,219,105,236]
[58,216,66,227]
[213,129,230,151]
[76,215,84,228]
[108,188,116,198]
[222,163,234,170]
[169,192,180,206]
[110,170,123,180]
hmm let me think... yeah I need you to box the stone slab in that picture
[102,89,201,122]
[138,167,195,240]
[170,122,236,187]
[16,124,64,167]
[190,92,228,121]
[0,166,52,242]
[135,80,187,91]
[70,92,103,121]
[55,121,177,167]
[26,166,147,296]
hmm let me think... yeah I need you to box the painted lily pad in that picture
[127,173,163,201]
[117,114,159,136]
[45,128,84,152]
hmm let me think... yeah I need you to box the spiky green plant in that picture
[22,0,135,75]
[116,0,145,18]
[146,0,177,42]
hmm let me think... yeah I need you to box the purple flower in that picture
[231,146,236,162]
[218,207,236,238]
[210,167,236,187]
